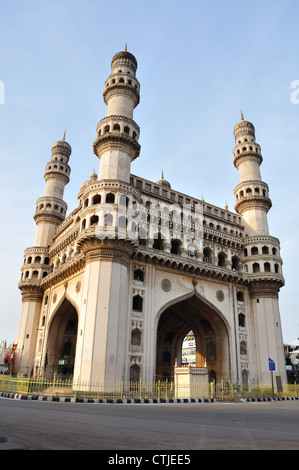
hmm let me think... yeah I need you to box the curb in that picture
[240,396,299,402]
[0,392,216,404]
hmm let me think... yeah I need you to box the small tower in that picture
[233,115,286,384]
[34,136,71,246]
[233,115,271,236]
[15,136,71,375]
[93,47,141,182]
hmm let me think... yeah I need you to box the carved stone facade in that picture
[14,49,286,386]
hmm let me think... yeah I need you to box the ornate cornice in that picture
[93,132,140,161]
[233,152,263,169]
[103,82,139,107]
[234,195,272,215]
[18,281,43,302]
[41,254,85,288]
[249,278,284,298]
[77,235,137,266]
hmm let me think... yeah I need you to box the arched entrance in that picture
[45,298,78,379]
[156,292,230,382]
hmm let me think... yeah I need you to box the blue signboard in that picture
[268,358,275,371]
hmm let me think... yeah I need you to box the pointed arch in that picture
[45,296,79,379]
[155,289,231,382]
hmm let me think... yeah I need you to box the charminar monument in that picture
[14,47,286,387]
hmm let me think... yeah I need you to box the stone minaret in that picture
[93,46,140,182]
[15,136,71,375]
[233,114,286,383]
[233,114,272,236]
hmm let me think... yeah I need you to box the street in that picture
[0,397,299,451]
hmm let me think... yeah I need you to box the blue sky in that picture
[0,0,298,346]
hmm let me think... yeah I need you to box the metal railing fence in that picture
[0,376,298,400]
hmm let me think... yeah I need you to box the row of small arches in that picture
[97,123,138,139]
[234,145,260,156]
[46,163,70,174]
[105,74,139,90]
[236,187,267,199]
[37,202,66,214]
[22,270,49,280]
[24,255,50,265]
[83,192,117,208]
[248,262,280,274]
[244,246,278,256]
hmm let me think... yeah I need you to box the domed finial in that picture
[240,111,244,121]
[225,201,228,210]
[124,43,127,52]
[63,130,66,141]
[161,170,164,179]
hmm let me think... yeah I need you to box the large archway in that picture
[45,298,78,379]
[156,292,230,383]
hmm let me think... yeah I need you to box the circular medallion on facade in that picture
[216,290,224,302]
[53,293,57,304]
[161,279,171,292]
[76,281,81,293]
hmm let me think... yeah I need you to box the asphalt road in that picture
[1,397,299,452]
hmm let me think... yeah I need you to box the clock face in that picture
[188,245,197,256]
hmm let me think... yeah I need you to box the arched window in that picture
[264,262,271,272]
[274,263,279,273]
[251,246,258,255]
[131,328,142,346]
[253,262,260,273]
[134,269,144,282]
[104,125,110,134]
[171,239,181,255]
[113,123,120,132]
[262,246,269,254]
[217,252,226,267]
[106,193,115,204]
[240,340,247,355]
[237,291,244,302]
[203,247,212,263]
[232,256,240,270]
[92,194,101,205]
[132,295,143,312]
[90,215,99,227]
[238,313,246,328]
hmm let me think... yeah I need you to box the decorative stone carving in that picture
[161,279,171,292]
[216,290,225,302]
